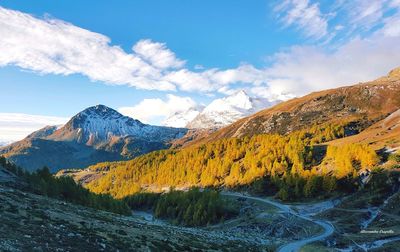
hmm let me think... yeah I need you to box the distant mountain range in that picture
[3,68,400,174]
[0,105,187,172]
[0,91,275,171]
[62,67,400,195]
[163,90,276,129]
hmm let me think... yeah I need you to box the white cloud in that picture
[327,0,400,39]
[210,64,268,86]
[133,39,185,69]
[382,13,400,36]
[1,5,400,112]
[343,0,387,31]
[275,0,329,39]
[274,0,400,42]
[0,113,68,142]
[0,7,175,91]
[256,32,400,99]
[391,0,400,7]
[118,94,199,125]
[164,69,220,92]
[0,7,278,94]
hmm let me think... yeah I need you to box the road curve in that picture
[221,192,334,252]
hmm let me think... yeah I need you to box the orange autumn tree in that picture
[86,121,377,198]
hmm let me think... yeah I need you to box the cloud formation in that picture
[133,39,185,69]
[0,4,400,106]
[274,0,400,42]
[260,0,400,93]
[0,113,68,142]
[0,7,277,95]
[275,0,329,39]
[253,34,400,99]
[118,94,199,125]
[0,7,177,91]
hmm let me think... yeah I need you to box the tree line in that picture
[0,156,130,215]
[124,188,237,226]
[249,173,356,201]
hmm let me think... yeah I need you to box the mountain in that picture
[192,68,400,145]
[48,105,186,144]
[0,105,187,172]
[186,90,275,129]
[162,106,204,128]
[61,67,400,199]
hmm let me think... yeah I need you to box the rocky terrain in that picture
[316,182,400,251]
[5,170,400,251]
[0,175,326,252]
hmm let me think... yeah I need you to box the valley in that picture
[0,178,318,251]
[1,68,400,251]
[2,171,400,251]
[2,2,400,251]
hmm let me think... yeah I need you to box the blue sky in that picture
[0,0,293,116]
[1,0,400,142]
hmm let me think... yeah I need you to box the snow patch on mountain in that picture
[162,106,204,128]
[187,90,276,129]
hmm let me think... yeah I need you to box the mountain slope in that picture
[327,108,400,150]
[0,105,187,172]
[186,90,275,129]
[191,68,400,145]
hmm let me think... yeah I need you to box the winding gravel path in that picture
[222,192,334,252]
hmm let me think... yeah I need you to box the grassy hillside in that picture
[0,156,130,215]
[328,109,400,150]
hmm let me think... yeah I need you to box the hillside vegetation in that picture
[86,122,379,199]
[0,157,130,215]
[124,188,237,226]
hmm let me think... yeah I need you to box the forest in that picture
[86,121,379,199]
[124,188,237,226]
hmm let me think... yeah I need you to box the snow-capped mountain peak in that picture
[0,105,188,171]
[50,105,187,145]
[67,104,143,129]
[223,90,252,109]
[187,90,276,129]
[204,90,253,113]
[163,106,203,128]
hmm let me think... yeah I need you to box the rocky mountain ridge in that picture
[191,68,400,145]
[0,105,187,172]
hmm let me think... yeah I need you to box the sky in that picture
[1,0,400,142]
